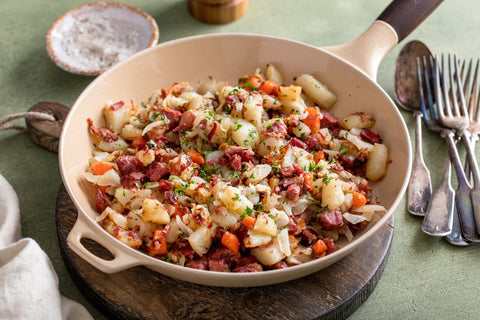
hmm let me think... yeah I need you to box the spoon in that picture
[394,40,432,216]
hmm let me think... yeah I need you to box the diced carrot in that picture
[167,83,185,97]
[148,229,168,255]
[259,80,279,95]
[244,76,261,91]
[221,232,240,254]
[352,192,367,209]
[313,239,328,257]
[242,214,256,229]
[187,149,205,165]
[303,107,322,133]
[303,172,313,191]
[91,161,114,175]
[313,150,325,163]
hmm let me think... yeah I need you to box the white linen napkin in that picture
[0,175,93,320]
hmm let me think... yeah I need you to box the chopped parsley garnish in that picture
[196,164,220,180]
[233,121,243,131]
[339,143,349,155]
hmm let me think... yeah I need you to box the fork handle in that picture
[407,111,432,216]
[421,151,453,236]
[378,0,444,42]
[444,132,480,241]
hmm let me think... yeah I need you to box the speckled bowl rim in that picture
[45,1,159,76]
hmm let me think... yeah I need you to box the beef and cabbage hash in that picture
[85,64,389,272]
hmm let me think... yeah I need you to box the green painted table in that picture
[1,0,480,319]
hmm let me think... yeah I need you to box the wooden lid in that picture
[188,0,248,24]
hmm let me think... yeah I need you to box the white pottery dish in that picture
[46,2,159,76]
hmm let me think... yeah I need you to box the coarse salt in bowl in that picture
[46,2,159,76]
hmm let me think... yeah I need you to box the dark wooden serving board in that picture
[56,185,394,320]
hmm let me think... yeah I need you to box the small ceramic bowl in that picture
[46,2,159,76]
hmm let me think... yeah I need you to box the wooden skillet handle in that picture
[377,0,444,42]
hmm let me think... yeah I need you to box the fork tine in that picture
[453,55,469,118]
[417,57,432,123]
[462,59,472,99]
[469,59,480,123]
[425,56,436,117]
[433,55,446,120]
[447,54,460,118]
[418,56,437,124]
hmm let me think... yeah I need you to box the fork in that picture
[446,59,479,245]
[435,55,480,234]
[417,56,455,237]
[464,59,480,173]
[418,56,480,240]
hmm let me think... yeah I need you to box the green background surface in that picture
[1,0,480,319]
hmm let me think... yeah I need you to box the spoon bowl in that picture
[395,40,433,112]
[394,40,433,216]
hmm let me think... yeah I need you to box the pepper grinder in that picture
[188,0,248,24]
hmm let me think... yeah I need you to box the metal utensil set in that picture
[415,54,480,245]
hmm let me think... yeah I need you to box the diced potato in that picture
[321,179,345,210]
[230,118,259,148]
[294,146,315,168]
[294,74,337,109]
[366,143,389,181]
[136,149,155,167]
[142,197,170,224]
[120,124,142,140]
[278,85,302,101]
[282,146,314,169]
[280,96,307,115]
[339,112,376,130]
[219,186,254,215]
[253,213,278,236]
[256,136,287,157]
[104,103,132,134]
[210,115,232,145]
[261,191,280,212]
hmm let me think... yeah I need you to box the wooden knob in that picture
[26,101,69,153]
[188,0,248,24]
